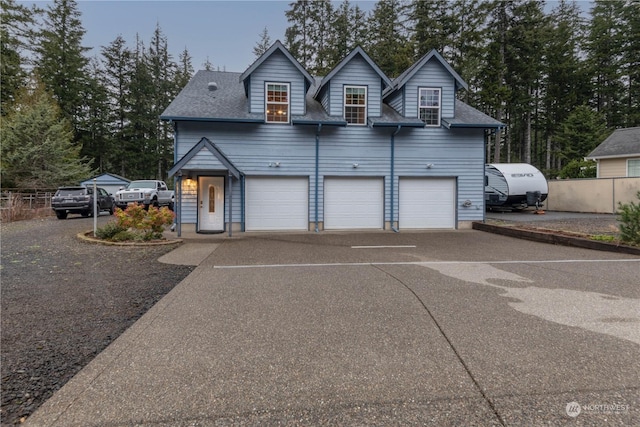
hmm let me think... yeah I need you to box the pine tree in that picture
[542,0,589,173]
[253,27,272,59]
[33,0,90,133]
[586,0,626,128]
[175,47,194,90]
[0,0,37,115]
[0,75,94,189]
[285,0,315,70]
[410,0,454,58]
[556,105,608,167]
[620,0,640,126]
[367,0,413,78]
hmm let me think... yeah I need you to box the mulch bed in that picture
[1,216,194,426]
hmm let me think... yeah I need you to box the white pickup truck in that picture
[115,180,175,210]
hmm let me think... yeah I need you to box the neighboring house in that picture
[586,127,640,178]
[161,41,502,236]
[80,173,130,198]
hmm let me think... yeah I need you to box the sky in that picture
[27,1,376,73]
[26,1,590,74]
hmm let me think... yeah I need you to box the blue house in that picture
[161,41,502,236]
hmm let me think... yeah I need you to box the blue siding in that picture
[402,59,455,119]
[250,50,307,116]
[386,89,404,116]
[175,122,485,227]
[328,55,384,118]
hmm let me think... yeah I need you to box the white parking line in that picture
[213,258,640,269]
[351,245,417,249]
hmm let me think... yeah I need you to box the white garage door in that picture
[246,177,308,231]
[399,178,456,229]
[324,178,384,229]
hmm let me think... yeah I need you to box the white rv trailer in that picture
[485,163,548,209]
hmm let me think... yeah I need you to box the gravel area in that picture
[486,211,621,236]
[1,215,194,426]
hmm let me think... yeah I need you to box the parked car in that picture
[51,186,115,219]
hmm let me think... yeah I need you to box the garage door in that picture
[399,178,456,229]
[324,178,384,229]
[246,177,308,231]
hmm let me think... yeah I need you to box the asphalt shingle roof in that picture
[161,70,502,128]
[586,127,640,159]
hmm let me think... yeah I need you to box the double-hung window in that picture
[344,86,367,125]
[628,159,640,177]
[419,88,441,127]
[266,82,290,123]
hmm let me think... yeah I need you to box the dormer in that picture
[383,50,467,127]
[240,41,314,123]
[314,47,392,126]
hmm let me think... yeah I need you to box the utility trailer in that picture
[485,163,548,210]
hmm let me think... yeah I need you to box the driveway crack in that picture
[372,264,507,427]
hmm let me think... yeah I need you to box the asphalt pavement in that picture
[25,230,640,426]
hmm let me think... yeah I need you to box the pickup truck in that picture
[114,180,175,210]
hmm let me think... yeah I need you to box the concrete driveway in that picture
[26,231,640,426]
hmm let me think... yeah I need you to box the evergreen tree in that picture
[620,0,640,126]
[253,27,272,59]
[77,58,112,172]
[586,0,625,128]
[410,0,454,58]
[556,105,608,167]
[101,35,133,139]
[542,0,589,173]
[0,0,37,115]
[147,23,177,180]
[285,0,315,70]
[175,47,194,90]
[0,75,94,189]
[367,0,413,77]
[478,0,513,163]
[33,0,90,133]
[505,0,549,164]
[203,56,214,71]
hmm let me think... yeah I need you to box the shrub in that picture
[95,221,128,240]
[617,191,640,245]
[93,203,175,242]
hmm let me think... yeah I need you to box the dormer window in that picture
[266,82,290,123]
[419,88,441,127]
[344,86,367,125]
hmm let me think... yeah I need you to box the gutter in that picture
[390,125,402,232]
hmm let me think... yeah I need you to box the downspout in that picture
[241,175,245,232]
[390,125,401,232]
[228,172,233,237]
[315,123,322,232]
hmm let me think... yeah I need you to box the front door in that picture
[198,176,224,232]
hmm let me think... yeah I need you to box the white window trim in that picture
[627,158,640,177]
[344,85,367,126]
[418,87,441,127]
[265,82,290,124]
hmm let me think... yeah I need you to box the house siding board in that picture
[250,50,307,116]
[328,56,383,118]
[599,158,634,178]
[403,60,455,119]
[174,122,485,226]
[394,128,484,222]
[387,90,404,116]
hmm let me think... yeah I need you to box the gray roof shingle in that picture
[586,127,640,159]
[161,70,502,129]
